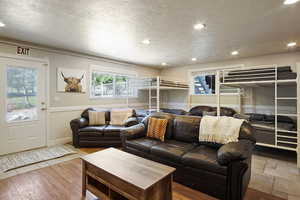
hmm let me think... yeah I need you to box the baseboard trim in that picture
[47,137,72,146]
[48,103,147,113]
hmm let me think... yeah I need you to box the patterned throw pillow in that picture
[88,111,106,126]
[147,117,168,141]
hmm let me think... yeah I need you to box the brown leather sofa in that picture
[121,112,256,200]
[70,108,138,147]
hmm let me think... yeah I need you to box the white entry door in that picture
[0,57,47,155]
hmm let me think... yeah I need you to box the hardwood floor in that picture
[0,148,285,200]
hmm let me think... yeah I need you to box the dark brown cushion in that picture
[173,115,201,143]
[103,125,126,137]
[211,107,236,117]
[160,108,187,115]
[78,126,106,136]
[188,106,213,116]
[182,145,227,175]
[151,140,195,163]
[125,138,161,153]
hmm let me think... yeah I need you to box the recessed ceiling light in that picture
[231,51,239,55]
[283,0,300,5]
[191,58,197,61]
[287,42,297,47]
[193,23,206,30]
[161,62,167,66]
[141,39,150,45]
[0,21,6,27]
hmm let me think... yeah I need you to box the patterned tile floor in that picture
[250,147,300,200]
[0,145,299,200]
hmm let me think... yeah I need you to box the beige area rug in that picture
[0,145,76,173]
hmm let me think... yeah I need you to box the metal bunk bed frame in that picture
[128,76,189,113]
[216,65,299,167]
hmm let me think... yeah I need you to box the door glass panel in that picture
[6,66,38,122]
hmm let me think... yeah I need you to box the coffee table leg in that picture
[82,160,86,198]
[168,174,173,200]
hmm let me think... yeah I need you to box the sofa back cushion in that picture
[211,107,236,117]
[202,111,217,116]
[88,110,106,126]
[160,108,187,115]
[146,117,168,141]
[142,112,174,139]
[238,121,256,143]
[188,106,212,116]
[81,108,110,123]
[173,115,201,143]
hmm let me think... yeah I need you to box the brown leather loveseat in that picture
[70,108,138,147]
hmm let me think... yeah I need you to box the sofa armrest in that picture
[124,117,139,127]
[121,123,146,139]
[70,117,88,148]
[120,123,146,147]
[70,117,89,130]
[217,139,254,166]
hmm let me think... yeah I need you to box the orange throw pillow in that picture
[147,117,168,141]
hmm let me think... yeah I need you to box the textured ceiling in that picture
[0,0,299,68]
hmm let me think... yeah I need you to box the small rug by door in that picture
[0,145,76,173]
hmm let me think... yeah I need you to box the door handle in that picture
[41,108,47,111]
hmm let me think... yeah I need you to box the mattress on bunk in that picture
[223,76,275,82]
[159,83,189,88]
[251,121,296,132]
[227,66,290,76]
[150,79,189,88]
[277,72,297,80]
[254,128,275,145]
[223,66,296,82]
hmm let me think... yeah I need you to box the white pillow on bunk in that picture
[110,108,133,126]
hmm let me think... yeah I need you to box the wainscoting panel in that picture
[47,103,147,146]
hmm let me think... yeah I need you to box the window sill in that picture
[190,93,240,96]
[90,96,138,100]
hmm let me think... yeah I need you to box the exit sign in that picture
[17,46,30,56]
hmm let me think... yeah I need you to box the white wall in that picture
[0,40,160,147]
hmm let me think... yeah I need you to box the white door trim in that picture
[0,53,50,147]
[0,52,49,63]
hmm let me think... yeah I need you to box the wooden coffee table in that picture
[81,148,175,200]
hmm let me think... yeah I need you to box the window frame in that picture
[89,65,138,99]
[188,65,244,96]
[191,71,216,95]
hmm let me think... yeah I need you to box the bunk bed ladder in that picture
[275,66,278,147]
[148,76,160,113]
[275,65,298,152]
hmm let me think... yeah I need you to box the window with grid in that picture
[90,71,137,98]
